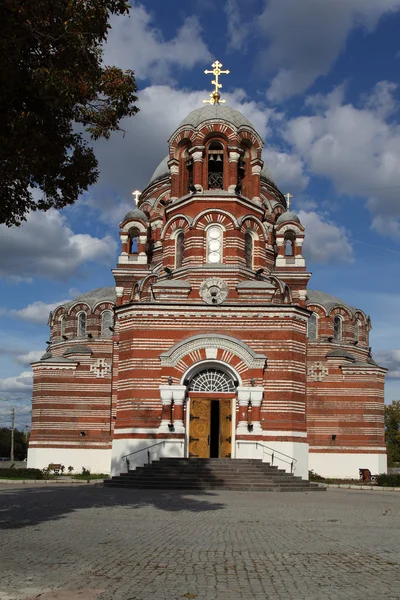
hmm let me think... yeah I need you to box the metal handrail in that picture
[121,440,183,470]
[237,440,297,473]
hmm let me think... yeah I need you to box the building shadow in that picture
[0,482,225,531]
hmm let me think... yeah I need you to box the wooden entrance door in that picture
[219,399,232,458]
[189,398,233,459]
[189,399,210,458]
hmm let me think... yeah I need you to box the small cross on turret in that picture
[284,192,293,211]
[132,190,141,206]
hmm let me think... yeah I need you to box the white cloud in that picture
[10,301,68,325]
[15,351,44,365]
[0,210,117,281]
[262,148,309,194]
[284,82,400,239]
[375,349,400,377]
[225,0,254,51]
[364,80,399,119]
[299,210,354,264]
[104,4,211,83]
[255,0,400,101]
[0,371,33,393]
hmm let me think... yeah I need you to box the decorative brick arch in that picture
[194,209,238,230]
[161,215,192,240]
[239,216,267,241]
[168,128,198,149]
[120,220,147,235]
[159,334,267,377]
[67,302,91,317]
[237,128,263,152]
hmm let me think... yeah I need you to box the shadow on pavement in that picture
[0,484,225,530]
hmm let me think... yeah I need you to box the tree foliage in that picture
[0,0,138,226]
[0,427,29,460]
[384,400,400,466]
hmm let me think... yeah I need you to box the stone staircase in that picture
[104,458,325,492]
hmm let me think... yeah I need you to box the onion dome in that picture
[178,105,255,129]
[306,290,357,316]
[63,287,116,310]
[276,211,301,225]
[123,208,148,222]
[149,156,169,185]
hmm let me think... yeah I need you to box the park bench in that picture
[42,463,62,475]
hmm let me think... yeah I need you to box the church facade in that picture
[28,101,387,480]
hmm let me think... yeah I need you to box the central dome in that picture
[178,105,255,130]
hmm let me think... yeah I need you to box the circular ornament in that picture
[199,277,229,305]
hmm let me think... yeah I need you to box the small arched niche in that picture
[175,230,185,268]
[308,313,318,340]
[284,231,296,256]
[101,310,113,337]
[128,227,140,254]
[207,140,224,190]
[77,311,87,337]
[177,140,192,196]
[244,230,254,269]
[333,315,342,341]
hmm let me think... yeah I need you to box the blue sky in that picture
[1,0,400,427]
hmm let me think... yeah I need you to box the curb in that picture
[0,479,103,485]
[323,483,400,492]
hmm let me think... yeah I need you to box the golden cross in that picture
[132,190,141,205]
[284,193,293,210]
[203,60,230,105]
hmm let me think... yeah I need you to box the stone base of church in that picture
[110,437,185,476]
[309,450,387,479]
[236,439,309,480]
[26,443,388,481]
[27,446,112,475]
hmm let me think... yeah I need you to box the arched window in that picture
[175,231,185,268]
[189,369,235,392]
[207,225,223,264]
[244,231,253,269]
[308,313,318,340]
[354,319,361,343]
[60,315,66,338]
[284,231,295,256]
[186,158,193,193]
[333,315,342,341]
[129,227,140,254]
[207,141,224,189]
[77,312,86,337]
[101,311,113,337]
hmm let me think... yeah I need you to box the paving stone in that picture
[0,484,399,600]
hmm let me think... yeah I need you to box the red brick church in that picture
[28,66,387,479]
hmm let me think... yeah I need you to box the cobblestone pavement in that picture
[0,483,399,600]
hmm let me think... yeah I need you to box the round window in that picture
[209,240,221,252]
[208,251,221,263]
[208,227,221,239]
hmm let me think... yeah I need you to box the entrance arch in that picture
[183,362,237,459]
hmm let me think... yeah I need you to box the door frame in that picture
[185,392,237,458]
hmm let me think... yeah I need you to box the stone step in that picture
[126,467,294,476]
[137,463,287,473]
[105,458,326,492]
[119,473,304,484]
